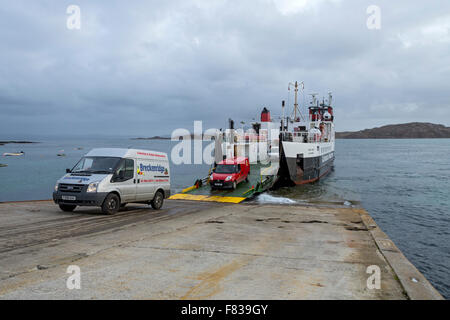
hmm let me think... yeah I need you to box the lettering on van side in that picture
[137,152,165,158]
[139,164,167,173]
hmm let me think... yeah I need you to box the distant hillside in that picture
[131,133,216,140]
[336,122,450,139]
[131,136,170,140]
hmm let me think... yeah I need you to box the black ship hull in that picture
[278,141,335,185]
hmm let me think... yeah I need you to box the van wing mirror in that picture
[112,170,124,182]
[113,170,125,181]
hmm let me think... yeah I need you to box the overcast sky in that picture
[1,0,449,137]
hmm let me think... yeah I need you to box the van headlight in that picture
[54,184,59,192]
[87,182,99,193]
[225,176,232,181]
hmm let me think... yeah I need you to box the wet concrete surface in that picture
[0,200,442,299]
[0,200,217,254]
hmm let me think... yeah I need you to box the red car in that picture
[210,157,250,190]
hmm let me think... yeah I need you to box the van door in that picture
[237,164,244,183]
[135,159,157,201]
[111,158,136,202]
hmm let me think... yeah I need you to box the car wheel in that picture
[151,191,164,210]
[59,204,76,212]
[102,193,120,215]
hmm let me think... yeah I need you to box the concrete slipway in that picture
[0,200,443,300]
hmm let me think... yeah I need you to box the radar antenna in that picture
[309,93,318,107]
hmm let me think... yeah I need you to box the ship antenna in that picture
[294,81,298,120]
[287,84,291,124]
[309,93,318,107]
[288,82,296,121]
[299,82,306,122]
[288,81,304,122]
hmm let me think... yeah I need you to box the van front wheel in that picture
[151,191,164,210]
[59,204,76,212]
[102,193,120,215]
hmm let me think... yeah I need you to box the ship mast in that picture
[288,81,304,122]
[294,81,299,120]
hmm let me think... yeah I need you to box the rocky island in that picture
[0,140,38,146]
[336,122,450,139]
[131,136,170,140]
[132,134,215,140]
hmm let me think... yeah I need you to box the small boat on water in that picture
[2,151,24,157]
[0,164,7,167]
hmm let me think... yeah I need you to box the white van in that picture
[53,148,170,214]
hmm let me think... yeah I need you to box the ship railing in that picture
[222,133,268,144]
[281,131,328,143]
[281,132,310,143]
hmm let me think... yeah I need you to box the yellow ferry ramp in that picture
[204,196,246,203]
[168,193,246,203]
[181,185,197,193]
[168,194,208,201]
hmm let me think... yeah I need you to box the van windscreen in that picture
[72,157,121,174]
[215,164,239,174]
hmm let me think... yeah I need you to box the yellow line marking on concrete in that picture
[168,193,246,203]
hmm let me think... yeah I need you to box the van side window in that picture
[124,159,134,180]
[114,159,134,182]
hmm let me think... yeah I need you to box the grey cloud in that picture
[0,0,449,137]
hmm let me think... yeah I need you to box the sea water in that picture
[0,137,449,298]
